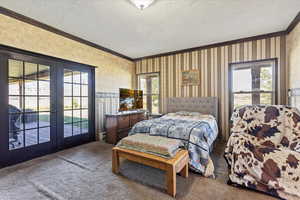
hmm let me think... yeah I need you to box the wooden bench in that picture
[112,147,189,197]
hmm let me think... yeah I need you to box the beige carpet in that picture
[0,141,276,200]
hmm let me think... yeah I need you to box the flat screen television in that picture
[119,88,143,111]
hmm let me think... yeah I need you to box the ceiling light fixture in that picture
[129,0,155,10]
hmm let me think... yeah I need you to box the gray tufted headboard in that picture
[166,97,218,121]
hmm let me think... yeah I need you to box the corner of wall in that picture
[286,22,300,90]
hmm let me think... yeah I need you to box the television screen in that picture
[119,88,143,111]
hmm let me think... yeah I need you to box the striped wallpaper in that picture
[135,35,287,140]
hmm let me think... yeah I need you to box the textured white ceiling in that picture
[0,0,299,59]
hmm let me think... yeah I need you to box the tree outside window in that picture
[138,73,160,114]
[230,59,277,113]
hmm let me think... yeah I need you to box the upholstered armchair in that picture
[225,105,300,200]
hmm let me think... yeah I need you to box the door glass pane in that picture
[73,97,81,109]
[82,85,88,96]
[9,59,23,78]
[24,62,38,79]
[39,127,50,143]
[9,131,23,150]
[64,97,73,110]
[9,79,22,95]
[64,83,72,96]
[39,81,50,96]
[152,95,159,114]
[81,121,88,133]
[138,73,160,113]
[24,113,38,129]
[82,97,88,109]
[25,129,38,147]
[73,123,81,136]
[9,96,22,112]
[24,80,38,95]
[25,96,38,112]
[81,110,88,121]
[64,111,73,124]
[8,59,52,150]
[139,78,147,94]
[39,97,50,111]
[63,69,90,138]
[82,72,88,84]
[234,94,252,109]
[73,71,81,84]
[39,112,50,127]
[233,69,252,92]
[9,114,22,132]
[151,77,159,94]
[64,124,72,138]
[143,96,147,111]
[39,65,50,80]
[73,110,81,123]
[64,69,72,83]
[73,84,81,96]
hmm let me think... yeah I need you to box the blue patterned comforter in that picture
[129,114,218,177]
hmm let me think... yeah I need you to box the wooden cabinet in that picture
[105,111,147,144]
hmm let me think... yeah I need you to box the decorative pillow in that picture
[175,111,193,116]
[162,113,214,121]
[116,134,183,158]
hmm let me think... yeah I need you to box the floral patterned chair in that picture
[224,105,300,200]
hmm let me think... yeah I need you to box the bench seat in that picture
[112,146,189,197]
[116,134,183,158]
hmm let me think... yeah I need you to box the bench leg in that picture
[179,163,188,178]
[166,165,176,197]
[112,149,120,174]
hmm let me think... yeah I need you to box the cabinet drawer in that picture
[118,116,130,129]
[130,114,145,126]
[130,119,139,126]
[137,113,146,120]
[106,129,117,144]
[118,130,129,140]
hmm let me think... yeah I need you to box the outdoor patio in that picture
[9,121,88,150]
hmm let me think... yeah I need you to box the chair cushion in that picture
[116,134,183,158]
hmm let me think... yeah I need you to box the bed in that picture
[129,97,219,177]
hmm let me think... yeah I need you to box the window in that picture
[230,59,277,112]
[138,73,160,114]
[8,59,51,150]
[63,69,89,138]
[289,89,300,111]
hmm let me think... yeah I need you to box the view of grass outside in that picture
[39,114,88,128]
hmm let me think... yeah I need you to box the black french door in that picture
[0,46,95,167]
[57,65,95,148]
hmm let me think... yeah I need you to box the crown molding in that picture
[134,31,286,61]
[0,6,134,62]
[0,43,97,68]
[286,11,300,34]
